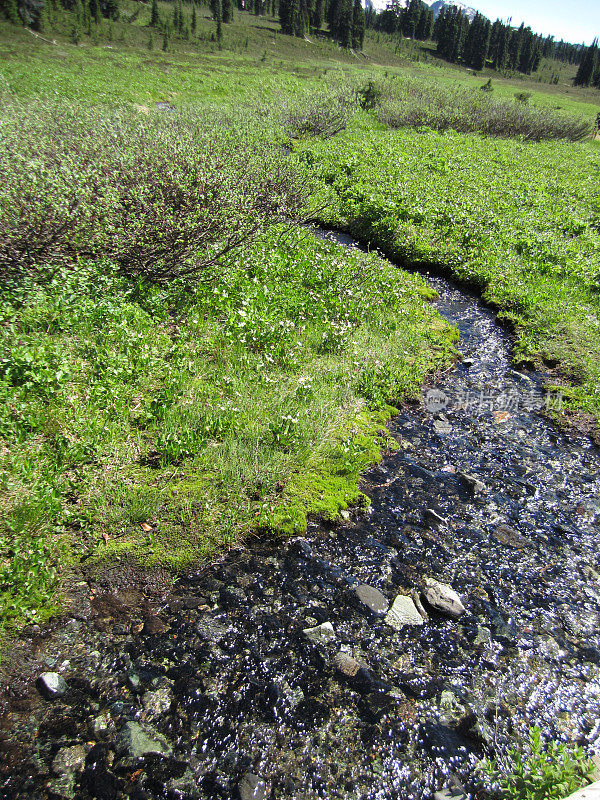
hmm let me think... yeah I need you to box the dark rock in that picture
[52,744,87,775]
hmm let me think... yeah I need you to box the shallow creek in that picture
[2,231,600,800]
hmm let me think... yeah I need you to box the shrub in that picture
[0,102,309,286]
[285,87,355,139]
[481,725,595,800]
[375,78,592,141]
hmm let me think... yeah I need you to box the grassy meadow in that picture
[0,7,599,632]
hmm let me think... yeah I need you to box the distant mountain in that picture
[363,0,478,22]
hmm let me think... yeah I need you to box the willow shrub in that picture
[0,101,308,286]
[371,78,592,142]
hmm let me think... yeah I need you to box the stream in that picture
[1,229,600,800]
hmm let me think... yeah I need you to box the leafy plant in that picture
[480,725,594,800]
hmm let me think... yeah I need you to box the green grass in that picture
[0,218,456,629]
[0,9,599,633]
[296,111,600,423]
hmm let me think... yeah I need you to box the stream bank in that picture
[1,232,599,800]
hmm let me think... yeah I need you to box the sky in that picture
[470,0,600,46]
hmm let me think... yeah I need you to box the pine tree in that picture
[0,0,20,24]
[575,39,598,87]
[191,2,196,32]
[89,0,100,23]
[311,0,323,30]
[415,7,432,41]
[150,0,159,26]
[351,0,364,49]
[105,0,119,20]
[401,0,420,39]
[222,0,233,22]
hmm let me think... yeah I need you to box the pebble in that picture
[434,419,453,435]
[423,578,466,619]
[424,508,447,525]
[303,621,336,642]
[334,651,361,677]
[142,686,173,718]
[37,672,68,700]
[51,744,86,775]
[355,584,389,615]
[237,772,267,800]
[116,721,171,758]
[385,595,424,629]
[457,471,485,494]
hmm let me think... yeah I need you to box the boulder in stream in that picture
[385,595,424,629]
[423,578,466,619]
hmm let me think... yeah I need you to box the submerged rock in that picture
[52,744,87,775]
[423,578,466,619]
[385,595,424,629]
[115,721,171,758]
[355,584,389,615]
[303,621,336,642]
[237,772,267,800]
[334,651,361,677]
[457,471,485,494]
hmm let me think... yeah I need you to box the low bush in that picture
[284,86,355,139]
[0,101,308,286]
[372,78,592,141]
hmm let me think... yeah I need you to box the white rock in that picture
[37,672,68,699]
[303,621,336,642]
[385,595,424,629]
[424,578,466,619]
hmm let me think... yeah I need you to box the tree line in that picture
[279,0,364,48]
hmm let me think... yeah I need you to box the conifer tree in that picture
[311,0,323,30]
[0,0,20,24]
[401,0,420,39]
[575,39,598,86]
[351,0,364,49]
[150,0,159,26]
[191,2,196,32]
[89,0,100,23]
[222,0,233,22]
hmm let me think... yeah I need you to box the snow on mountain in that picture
[363,0,478,22]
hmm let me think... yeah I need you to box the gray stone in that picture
[434,789,468,800]
[116,721,171,758]
[92,712,111,737]
[303,621,335,642]
[434,420,453,435]
[334,651,361,677]
[52,745,87,775]
[37,672,68,700]
[385,595,424,629]
[47,773,77,799]
[457,471,485,494]
[439,690,469,727]
[355,584,389,615]
[424,578,466,619]
[143,686,173,719]
[238,772,267,800]
[340,509,350,521]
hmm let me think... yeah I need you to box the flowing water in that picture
[2,231,600,800]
